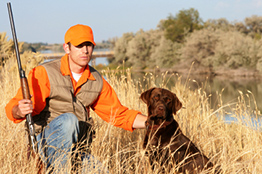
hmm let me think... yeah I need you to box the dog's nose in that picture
[158,106,164,110]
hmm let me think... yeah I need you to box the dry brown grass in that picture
[1,57,262,173]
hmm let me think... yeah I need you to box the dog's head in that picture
[140,88,182,125]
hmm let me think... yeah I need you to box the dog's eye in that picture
[164,97,171,103]
[153,95,160,101]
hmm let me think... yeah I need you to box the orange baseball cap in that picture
[64,24,96,46]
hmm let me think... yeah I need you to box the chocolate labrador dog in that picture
[140,88,214,173]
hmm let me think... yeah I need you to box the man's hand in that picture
[12,99,33,119]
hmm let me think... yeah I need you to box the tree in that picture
[113,32,134,66]
[125,29,163,70]
[233,15,262,39]
[244,15,262,39]
[159,8,203,43]
[180,28,220,68]
[204,18,234,31]
[150,36,181,68]
[126,30,150,70]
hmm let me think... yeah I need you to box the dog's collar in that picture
[146,120,173,131]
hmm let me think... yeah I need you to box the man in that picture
[5,24,147,172]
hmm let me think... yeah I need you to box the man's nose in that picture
[82,46,88,53]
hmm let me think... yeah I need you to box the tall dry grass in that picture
[1,55,262,173]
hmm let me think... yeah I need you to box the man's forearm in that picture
[132,114,147,129]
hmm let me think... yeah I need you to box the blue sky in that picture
[1,0,262,44]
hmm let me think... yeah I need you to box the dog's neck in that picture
[146,118,176,131]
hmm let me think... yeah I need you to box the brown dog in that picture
[141,88,214,173]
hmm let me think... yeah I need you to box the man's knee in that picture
[60,113,78,125]
[58,113,79,134]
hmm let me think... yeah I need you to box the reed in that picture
[1,56,262,173]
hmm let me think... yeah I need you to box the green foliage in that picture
[204,18,234,31]
[150,36,181,68]
[126,30,151,70]
[125,29,163,70]
[114,32,134,65]
[244,15,262,40]
[256,58,262,72]
[214,31,262,69]
[180,28,221,67]
[180,28,262,70]
[159,8,203,43]
[113,30,163,70]
[244,15,262,35]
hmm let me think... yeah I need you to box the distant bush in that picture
[256,58,262,72]
[114,32,134,66]
[180,28,262,70]
[214,31,262,69]
[179,28,221,67]
[243,15,262,39]
[126,29,162,70]
[0,32,15,66]
[204,18,234,32]
[150,36,181,68]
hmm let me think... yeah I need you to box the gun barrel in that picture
[7,3,23,74]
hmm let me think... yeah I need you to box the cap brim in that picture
[70,37,96,46]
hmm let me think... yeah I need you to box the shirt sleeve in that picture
[5,66,50,123]
[91,78,141,132]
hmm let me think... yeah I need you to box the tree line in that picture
[110,8,262,74]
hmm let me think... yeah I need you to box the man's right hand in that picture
[12,99,33,119]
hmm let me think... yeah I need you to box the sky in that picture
[1,0,262,44]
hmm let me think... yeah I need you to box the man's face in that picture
[64,41,94,73]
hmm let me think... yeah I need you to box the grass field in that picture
[1,56,262,173]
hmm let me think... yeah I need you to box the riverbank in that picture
[132,63,262,81]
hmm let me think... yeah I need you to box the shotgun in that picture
[7,2,38,154]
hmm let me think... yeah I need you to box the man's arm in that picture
[5,66,50,123]
[132,113,147,129]
[92,78,147,131]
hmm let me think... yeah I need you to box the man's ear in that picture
[140,88,155,105]
[172,93,182,115]
[63,43,70,54]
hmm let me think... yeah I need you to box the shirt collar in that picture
[60,54,96,81]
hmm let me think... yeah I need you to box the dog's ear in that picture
[172,93,182,115]
[140,88,155,105]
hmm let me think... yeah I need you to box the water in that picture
[42,49,109,66]
[150,73,262,113]
[93,57,108,66]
